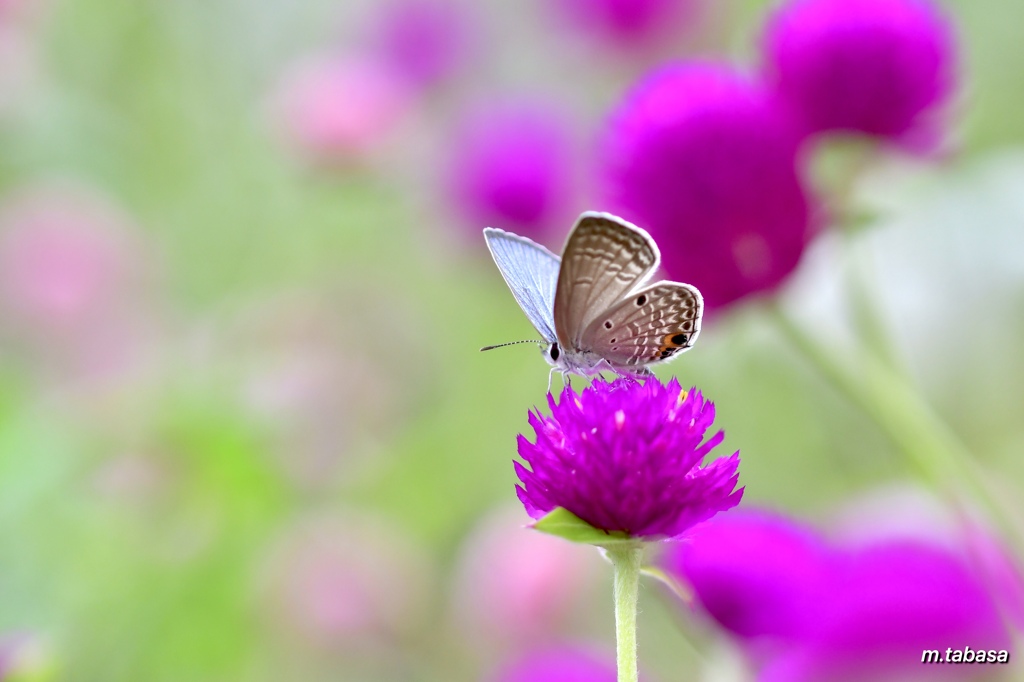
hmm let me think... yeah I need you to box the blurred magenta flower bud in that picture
[550,0,700,50]
[663,506,1013,681]
[257,513,433,650]
[452,507,600,643]
[271,53,416,162]
[485,643,617,682]
[448,98,577,241]
[603,62,814,309]
[371,0,474,90]
[763,0,957,141]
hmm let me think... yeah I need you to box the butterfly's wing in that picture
[483,227,561,343]
[553,212,660,350]
[578,281,703,370]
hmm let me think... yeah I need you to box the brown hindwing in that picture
[581,282,703,368]
[553,214,659,349]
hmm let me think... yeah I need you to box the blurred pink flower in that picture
[452,506,600,643]
[551,0,700,49]
[763,0,957,141]
[92,452,174,507]
[0,183,158,378]
[371,0,474,90]
[0,189,133,329]
[448,99,578,241]
[0,634,51,679]
[228,291,429,489]
[486,643,617,682]
[271,53,416,161]
[258,513,433,650]
[603,62,814,309]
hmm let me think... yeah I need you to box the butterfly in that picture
[483,211,703,384]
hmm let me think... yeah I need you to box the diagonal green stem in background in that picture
[607,545,643,682]
[840,231,904,374]
[769,303,1024,551]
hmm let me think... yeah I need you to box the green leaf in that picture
[530,508,638,548]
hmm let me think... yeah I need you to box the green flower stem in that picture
[607,545,643,682]
[841,233,902,373]
[769,303,1023,549]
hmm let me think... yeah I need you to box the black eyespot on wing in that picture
[636,294,647,306]
[604,320,613,329]
[549,343,560,361]
[671,333,688,345]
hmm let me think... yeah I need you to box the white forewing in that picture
[483,227,561,343]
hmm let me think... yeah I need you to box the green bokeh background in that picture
[0,0,1022,680]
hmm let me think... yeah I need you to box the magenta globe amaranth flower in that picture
[663,509,834,639]
[763,0,956,140]
[603,63,813,309]
[516,377,742,539]
[762,543,1011,682]
[448,99,576,240]
[662,508,1013,682]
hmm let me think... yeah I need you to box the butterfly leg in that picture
[547,366,556,394]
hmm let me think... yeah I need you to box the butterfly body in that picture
[484,212,703,379]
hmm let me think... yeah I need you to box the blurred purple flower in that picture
[516,377,742,539]
[832,484,1024,630]
[664,510,834,639]
[663,508,1013,682]
[371,0,474,90]
[763,543,1011,682]
[487,644,617,682]
[603,63,813,309]
[271,53,415,161]
[448,99,576,240]
[763,0,956,140]
[452,507,600,643]
[551,0,700,49]
[258,513,433,650]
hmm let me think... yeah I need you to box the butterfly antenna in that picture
[480,339,545,352]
